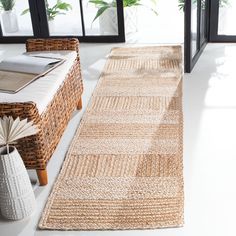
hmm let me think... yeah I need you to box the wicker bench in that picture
[0,38,83,186]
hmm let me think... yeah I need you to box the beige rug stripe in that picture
[39,45,184,230]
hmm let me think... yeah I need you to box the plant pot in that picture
[99,7,138,35]
[0,146,36,220]
[99,7,118,35]
[1,10,19,33]
[124,6,138,34]
[48,20,55,33]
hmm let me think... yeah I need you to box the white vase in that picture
[99,7,118,35]
[1,10,19,33]
[48,20,55,33]
[124,7,138,34]
[0,146,36,220]
[99,7,138,35]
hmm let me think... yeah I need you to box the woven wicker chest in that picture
[0,38,83,185]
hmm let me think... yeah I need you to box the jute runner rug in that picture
[39,46,184,230]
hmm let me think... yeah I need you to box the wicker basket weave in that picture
[0,38,83,185]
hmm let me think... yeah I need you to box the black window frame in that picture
[184,0,209,73]
[0,0,125,43]
[209,0,236,42]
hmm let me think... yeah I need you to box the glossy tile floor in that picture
[1,43,236,236]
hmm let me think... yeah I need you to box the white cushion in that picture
[0,50,77,114]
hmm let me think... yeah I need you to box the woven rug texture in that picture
[39,46,184,230]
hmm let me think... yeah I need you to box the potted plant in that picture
[0,0,19,33]
[89,0,158,35]
[22,0,72,31]
[0,116,38,220]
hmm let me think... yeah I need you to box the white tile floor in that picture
[1,43,236,236]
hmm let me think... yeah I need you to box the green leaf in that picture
[56,2,72,10]
[21,0,72,20]
[177,0,185,11]
[0,0,15,11]
[89,0,109,6]
[46,0,72,20]
[21,8,30,15]
[92,5,110,22]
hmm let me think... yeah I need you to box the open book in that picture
[0,54,65,93]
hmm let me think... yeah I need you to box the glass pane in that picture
[131,0,183,44]
[0,0,33,36]
[191,0,198,58]
[83,0,118,36]
[47,0,82,36]
[218,0,235,35]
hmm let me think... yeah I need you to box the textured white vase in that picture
[124,7,138,34]
[99,7,138,35]
[0,146,36,220]
[1,10,19,33]
[48,20,55,33]
[99,7,118,35]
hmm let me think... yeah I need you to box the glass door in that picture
[209,0,236,41]
[184,0,209,72]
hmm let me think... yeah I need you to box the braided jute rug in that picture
[39,46,184,230]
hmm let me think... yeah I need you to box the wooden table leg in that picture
[36,169,48,186]
[77,97,82,110]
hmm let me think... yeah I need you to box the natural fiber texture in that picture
[0,39,83,178]
[39,46,184,230]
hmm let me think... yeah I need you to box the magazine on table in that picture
[0,54,65,94]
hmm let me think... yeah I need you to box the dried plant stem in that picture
[6,144,10,156]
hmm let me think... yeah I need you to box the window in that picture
[0,0,125,43]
